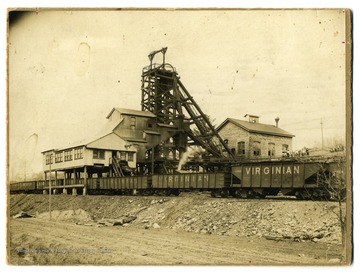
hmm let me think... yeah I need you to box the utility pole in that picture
[49,154,52,221]
[320,118,324,149]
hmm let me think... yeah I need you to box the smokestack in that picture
[275,117,279,127]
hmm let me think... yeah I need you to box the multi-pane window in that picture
[237,141,245,155]
[74,148,83,159]
[268,143,275,156]
[64,150,73,161]
[253,141,261,156]
[55,152,63,163]
[46,154,53,165]
[93,149,105,159]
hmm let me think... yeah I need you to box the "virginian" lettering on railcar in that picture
[243,165,300,175]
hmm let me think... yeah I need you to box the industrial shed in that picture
[42,106,186,188]
[217,114,295,160]
[41,108,149,185]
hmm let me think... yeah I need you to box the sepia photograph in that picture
[7,8,352,266]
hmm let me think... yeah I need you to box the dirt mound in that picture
[9,193,344,244]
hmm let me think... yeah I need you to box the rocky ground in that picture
[8,192,349,265]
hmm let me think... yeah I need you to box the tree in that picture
[318,156,349,260]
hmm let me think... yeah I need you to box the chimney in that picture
[275,117,280,127]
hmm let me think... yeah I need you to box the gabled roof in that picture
[87,132,136,151]
[43,131,136,153]
[44,107,154,153]
[52,130,135,152]
[217,118,294,138]
[106,107,156,119]
[49,114,136,152]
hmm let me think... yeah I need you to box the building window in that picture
[55,152,63,163]
[128,152,135,162]
[237,141,245,155]
[120,151,126,161]
[46,154,53,165]
[93,149,105,159]
[282,144,289,153]
[131,117,136,130]
[148,123,153,129]
[268,143,275,156]
[74,148,83,160]
[253,141,261,156]
[64,150,73,161]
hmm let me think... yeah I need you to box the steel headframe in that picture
[141,48,235,167]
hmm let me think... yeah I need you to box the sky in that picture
[8,9,348,181]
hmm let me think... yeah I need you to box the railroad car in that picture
[10,181,37,193]
[230,161,331,199]
[9,159,346,200]
[151,172,232,196]
[87,176,148,195]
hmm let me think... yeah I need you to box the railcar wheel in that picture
[246,190,256,199]
[220,189,229,198]
[233,189,241,198]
